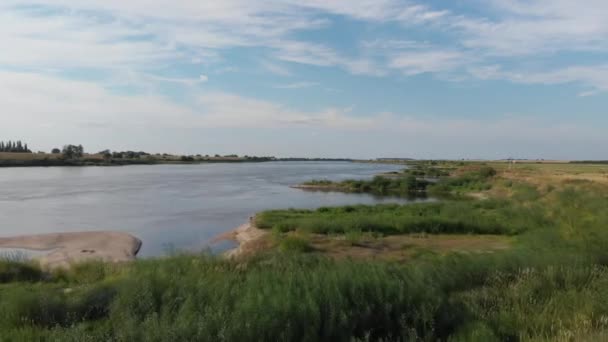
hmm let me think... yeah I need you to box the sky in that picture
[0,0,607,159]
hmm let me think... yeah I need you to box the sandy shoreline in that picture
[212,218,268,258]
[0,231,142,269]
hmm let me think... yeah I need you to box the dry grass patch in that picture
[288,232,511,262]
[0,152,61,160]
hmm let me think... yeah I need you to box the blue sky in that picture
[0,0,607,159]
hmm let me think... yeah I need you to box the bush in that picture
[0,260,44,283]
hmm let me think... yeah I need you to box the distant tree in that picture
[99,149,112,160]
[0,140,32,153]
[51,148,61,154]
[62,144,84,159]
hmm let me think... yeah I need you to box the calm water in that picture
[0,162,424,256]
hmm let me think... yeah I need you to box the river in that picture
[0,161,427,256]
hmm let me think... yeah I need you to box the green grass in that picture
[301,165,497,198]
[1,241,608,340]
[256,198,546,236]
[402,162,453,178]
[279,236,313,253]
[428,165,497,195]
[302,175,431,196]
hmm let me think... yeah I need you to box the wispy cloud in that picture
[389,50,466,75]
[469,64,608,94]
[1,69,605,158]
[3,0,607,93]
[273,82,318,89]
[259,60,291,76]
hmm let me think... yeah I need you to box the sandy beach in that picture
[212,218,268,258]
[0,231,142,269]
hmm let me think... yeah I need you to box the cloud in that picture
[140,74,208,86]
[273,82,318,89]
[469,64,608,93]
[0,70,372,131]
[259,60,291,76]
[450,0,608,56]
[3,0,607,93]
[195,93,377,129]
[0,10,177,69]
[1,69,605,158]
[274,41,384,76]
[389,50,466,75]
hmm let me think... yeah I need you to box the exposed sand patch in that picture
[0,231,141,269]
[212,219,269,258]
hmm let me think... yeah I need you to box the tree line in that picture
[0,141,31,153]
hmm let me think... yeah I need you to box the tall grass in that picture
[256,199,546,236]
[303,175,430,196]
[1,244,607,340]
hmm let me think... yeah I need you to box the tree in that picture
[51,148,61,154]
[62,145,84,159]
[99,150,112,160]
[0,140,32,153]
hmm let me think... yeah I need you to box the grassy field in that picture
[2,161,608,340]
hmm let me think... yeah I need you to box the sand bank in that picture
[0,231,142,269]
[212,219,268,258]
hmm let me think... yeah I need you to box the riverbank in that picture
[0,231,141,269]
[0,152,361,168]
[0,152,277,168]
[212,219,269,258]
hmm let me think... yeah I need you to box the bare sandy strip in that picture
[0,231,142,269]
[212,218,268,258]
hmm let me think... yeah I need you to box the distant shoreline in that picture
[0,152,358,168]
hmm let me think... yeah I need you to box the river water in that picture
[0,162,426,256]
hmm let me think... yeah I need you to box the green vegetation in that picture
[62,144,84,159]
[300,164,497,198]
[428,165,497,194]
[0,140,31,153]
[0,144,277,167]
[402,161,452,178]
[3,163,608,340]
[256,199,542,236]
[302,175,430,196]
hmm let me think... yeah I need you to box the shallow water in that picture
[0,161,427,256]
